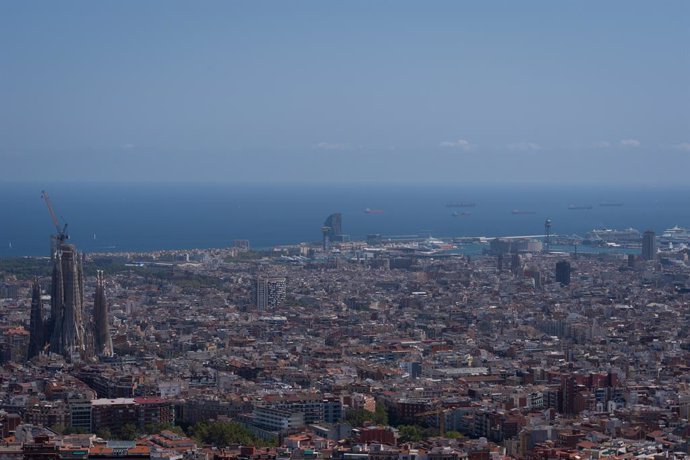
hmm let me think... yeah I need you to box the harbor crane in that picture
[41,190,69,243]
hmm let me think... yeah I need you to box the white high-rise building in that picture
[254,276,286,311]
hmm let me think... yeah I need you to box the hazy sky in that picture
[1,1,689,185]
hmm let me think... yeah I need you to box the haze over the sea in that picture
[1,182,688,257]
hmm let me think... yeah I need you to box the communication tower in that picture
[544,218,552,252]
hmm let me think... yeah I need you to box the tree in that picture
[396,425,440,442]
[444,431,463,439]
[397,425,423,443]
[50,424,65,435]
[120,423,140,441]
[96,428,112,440]
[190,421,273,448]
[374,402,388,425]
[143,422,185,436]
[345,408,375,427]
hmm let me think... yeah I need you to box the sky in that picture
[1,1,689,185]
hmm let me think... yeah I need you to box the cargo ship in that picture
[599,201,623,207]
[364,208,384,214]
[568,205,592,210]
[446,202,476,208]
[452,211,471,217]
[512,209,536,215]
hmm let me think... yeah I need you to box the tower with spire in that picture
[48,242,87,360]
[27,279,44,360]
[93,270,114,357]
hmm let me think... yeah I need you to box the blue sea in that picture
[1,183,689,257]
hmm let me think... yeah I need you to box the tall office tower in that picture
[510,253,521,274]
[255,277,268,311]
[560,375,578,415]
[93,270,114,357]
[555,260,571,286]
[321,226,331,251]
[324,213,342,238]
[322,213,343,249]
[641,230,657,261]
[254,276,287,311]
[27,280,44,360]
[49,243,86,360]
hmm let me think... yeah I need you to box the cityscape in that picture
[1,2,690,460]
[1,198,690,460]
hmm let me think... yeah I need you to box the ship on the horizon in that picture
[446,202,476,208]
[364,208,384,214]
[512,209,536,215]
[599,201,624,207]
[568,205,592,210]
[452,211,471,217]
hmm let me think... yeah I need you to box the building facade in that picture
[254,277,287,311]
[642,230,657,261]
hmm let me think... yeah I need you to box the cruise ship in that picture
[397,237,457,254]
[584,228,641,246]
[660,226,690,245]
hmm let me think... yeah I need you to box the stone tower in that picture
[93,270,114,357]
[49,243,86,360]
[27,279,44,360]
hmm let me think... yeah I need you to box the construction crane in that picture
[41,190,68,243]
